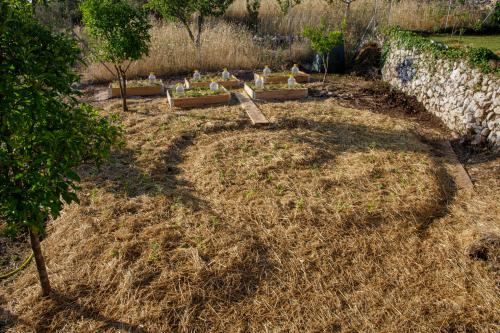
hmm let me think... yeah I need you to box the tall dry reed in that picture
[226,0,488,35]
[81,20,311,83]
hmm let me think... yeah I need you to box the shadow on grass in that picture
[33,292,149,333]
[0,295,31,332]
[92,114,458,233]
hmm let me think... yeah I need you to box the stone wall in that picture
[382,46,500,148]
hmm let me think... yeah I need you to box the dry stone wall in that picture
[382,46,500,148]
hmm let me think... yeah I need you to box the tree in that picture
[0,0,121,297]
[147,0,234,65]
[303,23,343,83]
[246,0,261,32]
[81,0,151,112]
[324,0,356,31]
[276,0,301,14]
[276,0,301,59]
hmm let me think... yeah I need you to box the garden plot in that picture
[108,79,164,98]
[167,86,231,108]
[254,71,310,84]
[185,75,242,89]
[244,83,308,101]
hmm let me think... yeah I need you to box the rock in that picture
[471,134,483,145]
[481,128,491,137]
[474,108,484,118]
[487,131,496,142]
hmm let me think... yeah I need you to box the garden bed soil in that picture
[254,71,310,84]
[108,80,164,98]
[244,83,308,101]
[185,75,242,89]
[167,87,231,108]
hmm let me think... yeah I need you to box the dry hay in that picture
[1,84,499,332]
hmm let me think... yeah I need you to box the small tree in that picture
[147,0,234,65]
[0,0,121,297]
[303,23,343,83]
[276,0,301,59]
[81,0,150,112]
[324,0,356,32]
[246,0,261,32]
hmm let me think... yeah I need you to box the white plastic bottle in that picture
[193,70,201,81]
[288,75,296,88]
[291,64,300,74]
[255,77,264,89]
[263,65,272,77]
[148,72,156,82]
[222,68,230,80]
[210,81,219,92]
[175,84,185,96]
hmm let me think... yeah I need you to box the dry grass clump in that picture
[1,79,499,332]
[226,0,488,35]
[81,20,311,83]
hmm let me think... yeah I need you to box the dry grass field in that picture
[80,20,312,83]
[1,75,499,332]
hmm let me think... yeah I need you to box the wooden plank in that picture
[244,84,308,101]
[234,92,269,125]
[442,141,474,191]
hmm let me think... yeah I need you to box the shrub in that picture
[303,22,343,82]
[81,0,151,112]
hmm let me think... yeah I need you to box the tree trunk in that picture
[195,14,204,68]
[343,2,351,68]
[116,66,128,112]
[387,0,393,26]
[29,228,51,297]
[322,54,329,84]
[445,0,452,31]
[344,2,351,27]
[288,18,293,61]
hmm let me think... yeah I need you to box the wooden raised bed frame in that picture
[108,81,164,98]
[243,83,308,101]
[185,75,242,89]
[167,87,231,109]
[254,71,310,84]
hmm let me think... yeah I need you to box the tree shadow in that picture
[163,234,275,331]
[0,295,31,332]
[87,114,458,240]
[32,291,149,333]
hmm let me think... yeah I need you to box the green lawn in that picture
[429,34,500,55]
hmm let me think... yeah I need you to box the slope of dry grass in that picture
[1,76,499,332]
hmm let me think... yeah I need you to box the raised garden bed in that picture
[254,71,310,84]
[185,75,242,89]
[108,80,164,98]
[244,83,308,101]
[167,86,231,109]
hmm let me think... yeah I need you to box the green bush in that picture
[384,28,499,75]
